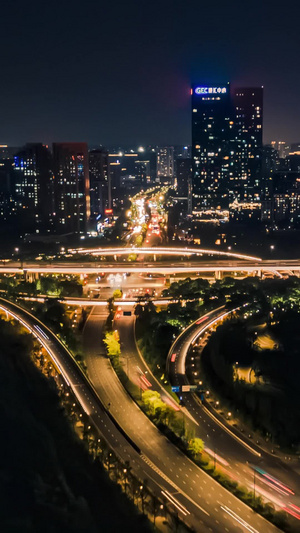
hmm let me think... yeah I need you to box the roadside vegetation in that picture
[103,315,291,531]
[0,316,152,533]
[21,297,87,374]
[0,273,84,298]
[201,309,300,449]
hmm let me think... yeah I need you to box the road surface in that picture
[82,305,280,532]
[167,308,300,525]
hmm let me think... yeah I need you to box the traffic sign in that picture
[182,385,191,392]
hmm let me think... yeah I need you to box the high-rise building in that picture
[271,141,290,159]
[89,148,110,219]
[13,143,54,233]
[174,145,191,159]
[232,87,263,201]
[191,83,233,210]
[52,143,90,234]
[157,146,174,184]
[108,153,122,204]
[0,146,16,224]
[176,158,192,198]
[261,144,279,200]
[191,83,264,211]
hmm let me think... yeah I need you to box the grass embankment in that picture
[0,316,151,533]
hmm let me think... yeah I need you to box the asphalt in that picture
[0,296,283,531]
[82,305,280,532]
[167,309,300,527]
[2,257,300,275]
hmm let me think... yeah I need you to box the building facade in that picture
[176,157,192,198]
[231,87,263,202]
[191,83,233,210]
[52,143,90,234]
[157,146,174,184]
[89,148,110,219]
[13,143,54,233]
[191,83,264,211]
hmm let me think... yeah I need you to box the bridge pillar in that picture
[27,272,38,283]
[215,270,222,280]
[153,254,156,261]
[256,269,262,278]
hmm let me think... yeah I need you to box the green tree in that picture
[59,279,83,297]
[103,330,121,365]
[113,289,122,299]
[142,390,165,417]
[188,438,204,458]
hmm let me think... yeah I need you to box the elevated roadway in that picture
[70,245,262,262]
[1,258,300,276]
[0,296,279,532]
[82,306,281,532]
[167,308,300,523]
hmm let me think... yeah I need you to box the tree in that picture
[188,438,204,458]
[139,480,149,514]
[37,275,59,295]
[113,289,122,299]
[148,493,161,525]
[106,297,115,330]
[103,330,121,365]
[142,390,165,417]
[59,279,83,297]
[121,460,130,492]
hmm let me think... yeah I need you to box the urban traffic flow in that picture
[1,188,299,532]
[2,13,300,530]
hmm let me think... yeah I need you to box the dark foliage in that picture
[0,318,150,533]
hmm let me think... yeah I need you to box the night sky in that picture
[1,0,300,147]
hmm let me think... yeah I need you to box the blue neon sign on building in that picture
[194,86,227,95]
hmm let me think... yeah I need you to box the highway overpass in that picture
[70,245,262,262]
[0,297,280,532]
[167,308,300,524]
[1,258,300,277]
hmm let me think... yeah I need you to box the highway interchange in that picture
[2,257,300,276]
[167,308,300,522]
[1,243,300,531]
[0,296,282,532]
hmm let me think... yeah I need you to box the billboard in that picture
[194,86,227,95]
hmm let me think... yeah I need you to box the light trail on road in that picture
[0,297,284,531]
[167,305,300,524]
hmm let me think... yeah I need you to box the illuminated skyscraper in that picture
[14,143,54,233]
[157,146,174,184]
[53,143,90,234]
[191,83,264,211]
[191,83,233,210]
[232,87,263,201]
[89,148,110,218]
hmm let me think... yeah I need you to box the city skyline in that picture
[1,0,300,146]
[2,2,300,532]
